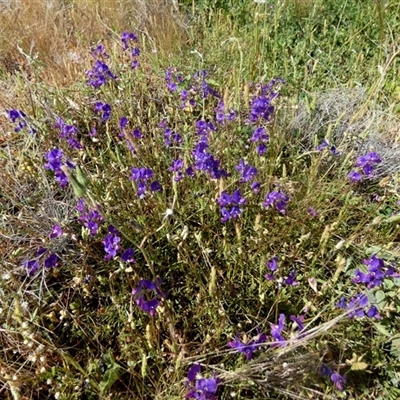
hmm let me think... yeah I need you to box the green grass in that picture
[1,0,400,399]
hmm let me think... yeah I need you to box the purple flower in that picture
[266,256,278,271]
[196,120,217,136]
[330,372,347,391]
[163,127,182,147]
[250,126,269,142]
[44,253,59,269]
[132,278,167,317]
[348,170,362,182]
[214,101,236,124]
[121,31,137,50]
[150,181,162,192]
[290,315,305,332]
[91,44,109,59]
[284,270,298,286]
[192,140,228,179]
[87,60,117,88]
[186,364,219,400]
[316,139,328,151]
[49,225,63,239]
[249,96,274,122]
[121,248,135,263]
[8,109,26,123]
[44,149,72,187]
[308,207,318,217]
[36,247,48,257]
[337,293,380,319]
[102,226,121,260]
[235,159,258,183]
[251,181,261,193]
[7,109,34,133]
[228,331,266,359]
[270,314,286,345]
[254,143,266,156]
[22,259,40,275]
[330,146,340,155]
[130,167,153,182]
[165,67,180,92]
[352,255,392,289]
[76,199,104,235]
[352,268,369,284]
[131,47,140,57]
[55,118,82,149]
[44,148,63,171]
[265,256,281,281]
[366,305,381,318]
[350,152,381,181]
[169,159,184,172]
[216,189,246,223]
[94,102,111,122]
[119,116,128,131]
[187,364,201,382]
[318,364,332,377]
[263,190,289,214]
[228,337,257,359]
[129,128,141,138]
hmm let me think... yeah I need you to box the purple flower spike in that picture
[50,224,63,239]
[119,116,128,131]
[44,148,74,187]
[251,126,269,143]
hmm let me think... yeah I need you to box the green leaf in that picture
[99,352,123,393]
[375,289,386,305]
[391,336,400,359]
[374,323,391,337]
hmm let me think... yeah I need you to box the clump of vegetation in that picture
[1,1,400,399]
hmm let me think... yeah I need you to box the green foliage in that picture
[1,1,400,399]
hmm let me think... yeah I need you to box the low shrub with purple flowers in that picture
[2,2,400,399]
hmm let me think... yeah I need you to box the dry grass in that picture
[0,0,187,86]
